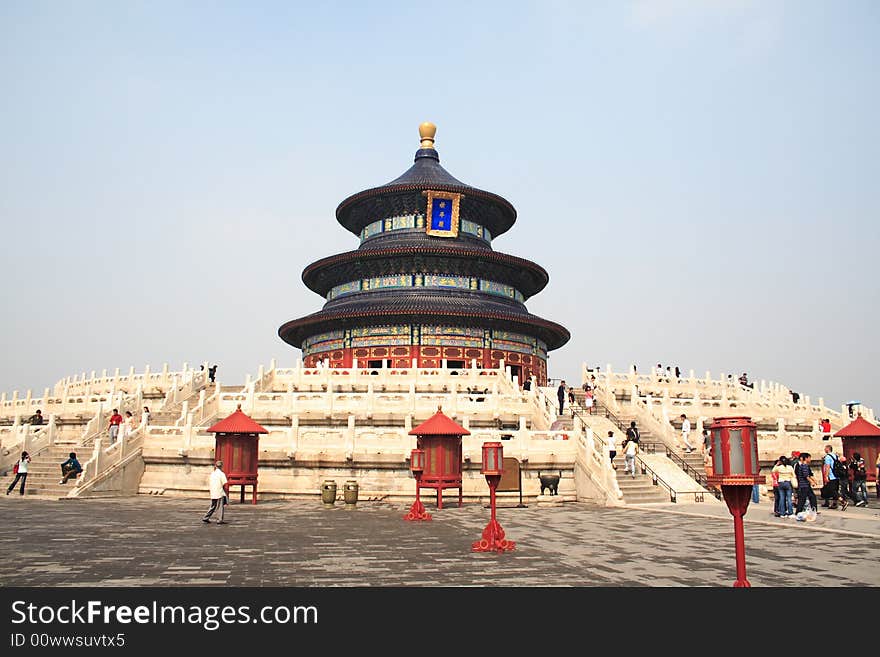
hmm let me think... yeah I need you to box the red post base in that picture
[472,478,515,552]
[403,498,432,521]
[472,518,515,552]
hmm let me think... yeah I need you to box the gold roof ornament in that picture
[419,121,437,149]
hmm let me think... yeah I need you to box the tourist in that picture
[208,364,218,383]
[557,381,566,415]
[118,411,135,442]
[794,452,818,514]
[837,454,852,503]
[820,418,831,439]
[850,452,868,507]
[772,456,796,517]
[821,444,847,510]
[769,457,781,516]
[143,406,151,425]
[665,366,672,382]
[584,389,594,415]
[625,421,640,445]
[739,372,751,388]
[623,436,638,478]
[59,452,83,484]
[108,408,123,444]
[674,365,681,381]
[607,430,617,469]
[790,451,801,509]
[791,390,800,404]
[522,378,531,392]
[680,414,694,452]
[202,460,229,524]
[655,363,662,379]
[6,451,30,496]
[876,453,880,499]
[28,409,44,425]
[567,387,575,406]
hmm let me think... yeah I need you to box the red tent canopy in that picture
[208,406,268,434]
[409,408,470,436]
[834,415,880,438]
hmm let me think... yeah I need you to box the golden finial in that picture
[419,122,437,149]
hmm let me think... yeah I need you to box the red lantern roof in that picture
[409,408,470,436]
[208,406,268,435]
[834,415,880,438]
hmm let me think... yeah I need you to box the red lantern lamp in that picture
[481,442,503,476]
[707,416,765,587]
[472,442,515,553]
[404,448,431,521]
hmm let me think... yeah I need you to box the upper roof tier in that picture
[335,123,517,239]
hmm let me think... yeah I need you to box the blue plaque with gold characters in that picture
[424,190,462,238]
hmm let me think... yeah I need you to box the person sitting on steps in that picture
[59,452,83,484]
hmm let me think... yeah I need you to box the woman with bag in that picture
[6,451,31,496]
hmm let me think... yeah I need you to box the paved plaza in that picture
[0,495,878,587]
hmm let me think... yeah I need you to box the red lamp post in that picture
[706,416,764,587]
[404,448,432,521]
[472,442,516,553]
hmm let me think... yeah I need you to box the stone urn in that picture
[538,471,561,496]
[321,479,337,507]
[343,480,359,509]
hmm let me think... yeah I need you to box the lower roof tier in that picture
[278,291,570,351]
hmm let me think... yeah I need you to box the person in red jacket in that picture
[108,408,123,444]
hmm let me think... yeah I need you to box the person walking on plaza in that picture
[606,430,617,470]
[623,435,639,478]
[28,409,44,425]
[876,452,880,499]
[202,460,229,524]
[108,408,123,444]
[680,414,694,452]
[821,444,848,510]
[770,457,781,516]
[208,364,218,384]
[674,365,681,381]
[837,454,852,502]
[850,452,868,507]
[557,380,566,416]
[794,452,818,514]
[820,418,831,440]
[772,456,796,517]
[6,451,31,496]
[59,452,83,484]
[567,386,575,407]
[142,406,151,426]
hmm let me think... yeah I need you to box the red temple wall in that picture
[302,346,546,386]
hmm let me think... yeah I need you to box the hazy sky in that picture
[1,1,877,412]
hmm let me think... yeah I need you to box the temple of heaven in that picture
[278,122,569,385]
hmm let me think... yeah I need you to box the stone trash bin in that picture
[344,480,359,509]
[321,480,337,508]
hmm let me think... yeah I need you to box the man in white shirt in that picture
[680,414,694,452]
[202,460,229,524]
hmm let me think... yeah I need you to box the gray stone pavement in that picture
[0,495,877,587]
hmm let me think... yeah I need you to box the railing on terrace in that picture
[634,455,706,504]
[638,441,721,500]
